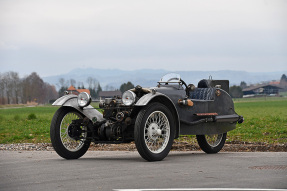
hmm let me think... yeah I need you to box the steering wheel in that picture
[180,79,188,89]
[180,79,195,96]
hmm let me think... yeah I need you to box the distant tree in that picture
[45,84,58,103]
[0,73,4,104]
[1,73,8,104]
[0,71,22,104]
[90,88,97,98]
[58,86,67,97]
[22,72,46,103]
[58,78,66,88]
[281,74,287,81]
[120,82,134,93]
[0,73,9,104]
[10,72,21,104]
[86,77,93,89]
[240,81,247,89]
[0,71,58,105]
[104,85,116,91]
[280,74,287,88]
[96,83,102,98]
[86,77,99,98]
[69,79,76,87]
[229,86,243,98]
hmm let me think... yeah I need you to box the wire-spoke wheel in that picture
[135,102,175,161]
[196,133,227,154]
[50,107,90,159]
[144,111,170,154]
[60,112,87,152]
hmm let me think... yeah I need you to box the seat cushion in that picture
[189,88,215,100]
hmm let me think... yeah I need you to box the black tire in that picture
[196,133,227,154]
[50,107,90,159]
[134,102,175,161]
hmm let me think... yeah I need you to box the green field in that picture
[0,98,286,144]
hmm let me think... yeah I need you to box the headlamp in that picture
[77,92,91,108]
[122,90,136,106]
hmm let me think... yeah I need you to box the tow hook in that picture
[238,116,244,124]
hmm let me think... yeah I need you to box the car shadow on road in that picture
[56,151,233,163]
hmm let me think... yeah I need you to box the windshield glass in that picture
[159,73,181,83]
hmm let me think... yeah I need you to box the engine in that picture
[84,86,149,143]
[88,97,134,142]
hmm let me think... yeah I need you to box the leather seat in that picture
[189,88,215,100]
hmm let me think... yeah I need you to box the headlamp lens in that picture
[77,92,91,107]
[122,90,136,106]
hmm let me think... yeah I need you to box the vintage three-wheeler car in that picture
[50,73,243,161]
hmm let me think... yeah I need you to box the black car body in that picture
[50,73,243,161]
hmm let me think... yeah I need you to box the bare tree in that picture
[44,83,58,103]
[0,71,58,105]
[10,72,21,104]
[86,77,93,89]
[58,78,66,88]
[70,79,76,87]
[2,73,11,104]
[22,72,46,104]
[0,73,5,104]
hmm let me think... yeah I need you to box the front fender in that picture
[135,92,166,106]
[52,94,78,106]
[135,92,180,138]
[52,95,104,122]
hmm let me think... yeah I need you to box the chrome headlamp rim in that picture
[122,90,136,106]
[77,92,92,108]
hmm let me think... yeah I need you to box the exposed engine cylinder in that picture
[98,121,122,140]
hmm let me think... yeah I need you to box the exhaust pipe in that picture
[215,114,244,123]
[181,114,244,126]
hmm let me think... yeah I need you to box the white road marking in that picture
[114,189,287,191]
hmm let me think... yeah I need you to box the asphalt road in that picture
[0,151,286,191]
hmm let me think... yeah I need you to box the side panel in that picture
[180,122,236,135]
[180,88,236,135]
[52,95,104,122]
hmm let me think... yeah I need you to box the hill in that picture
[43,68,287,90]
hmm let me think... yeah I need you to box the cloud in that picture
[0,41,19,50]
[0,0,286,76]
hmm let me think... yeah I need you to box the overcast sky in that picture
[0,0,286,77]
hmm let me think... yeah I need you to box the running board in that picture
[214,114,241,123]
[181,114,244,126]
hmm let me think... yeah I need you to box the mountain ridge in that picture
[43,68,287,90]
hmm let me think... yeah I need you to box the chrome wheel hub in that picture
[144,111,170,154]
[148,123,162,140]
[205,134,223,147]
[60,112,87,152]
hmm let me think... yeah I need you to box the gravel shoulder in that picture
[1,141,286,152]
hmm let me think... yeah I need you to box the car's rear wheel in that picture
[134,102,175,161]
[196,133,227,153]
[50,107,90,159]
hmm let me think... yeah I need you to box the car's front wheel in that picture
[134,102,175,161]
[196,133,227,153]
[50,107,90,159]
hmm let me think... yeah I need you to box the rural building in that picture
[98,91,122,99]
[243,84,282,96]
[67,86,90,95]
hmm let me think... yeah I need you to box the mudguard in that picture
[135,92,181,138]
[52,95,104,122]
[135,92,165,106]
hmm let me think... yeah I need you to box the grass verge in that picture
[0,98,286,145]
